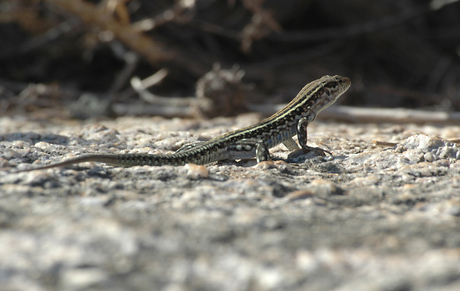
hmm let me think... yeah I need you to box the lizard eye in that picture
[325,82,338,92]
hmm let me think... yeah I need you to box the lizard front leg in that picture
[297,117,332,157]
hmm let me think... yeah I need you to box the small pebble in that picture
[435,159,450,167]
[185,164,209,179]
[310,179,340,196]
[2,149,20,160]
[285,190,316,201]
[255,160,276,170]
[447,200,460,216]
[401,174,414,183]
[424,152,434,162]
[351,176,379,186]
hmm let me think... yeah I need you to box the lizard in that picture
[15,75,351,172]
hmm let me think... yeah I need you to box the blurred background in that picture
[1,0,460,119]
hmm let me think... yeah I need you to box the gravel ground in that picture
[1,113,460,291]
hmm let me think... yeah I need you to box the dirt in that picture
[1,114,460,291]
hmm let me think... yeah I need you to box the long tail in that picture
[14,154,121,172]
[14,151,210,172]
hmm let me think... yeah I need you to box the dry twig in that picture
[45,0,174,64]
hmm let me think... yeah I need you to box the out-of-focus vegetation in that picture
[1,0,460,117]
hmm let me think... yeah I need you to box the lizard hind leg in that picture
[225,139,270,163]
[255,140,270,163]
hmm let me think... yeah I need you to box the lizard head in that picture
[313,75,351,113]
